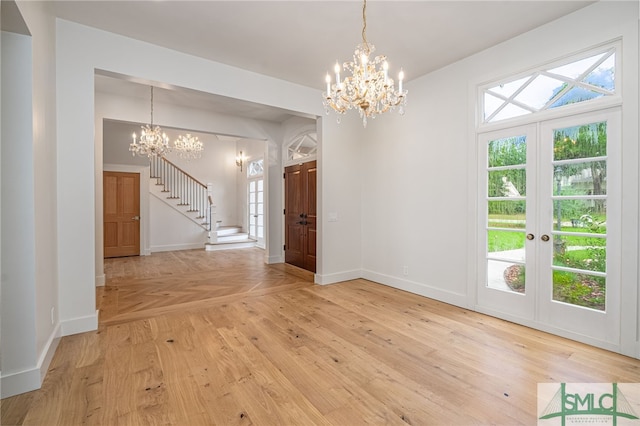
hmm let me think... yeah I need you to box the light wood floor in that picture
[2,248,639,425]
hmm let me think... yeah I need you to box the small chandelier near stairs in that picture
[174,133,204,160]
[129,86,171,158]
[323,0,407,127]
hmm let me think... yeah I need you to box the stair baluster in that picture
[150,156,211,231]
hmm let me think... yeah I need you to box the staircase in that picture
[205,224,256,251]
[150,156,255,251]
[150,156,212,232]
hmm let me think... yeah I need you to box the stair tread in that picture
[205,239,257,251]
[207,238,256,245]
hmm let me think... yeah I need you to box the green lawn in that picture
[488,220,606,311]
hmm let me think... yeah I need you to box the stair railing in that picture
[150,156,212,231]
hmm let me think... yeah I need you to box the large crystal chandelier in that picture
[323,0,407,127]
[174,133,204,160]
[129,86,171,158]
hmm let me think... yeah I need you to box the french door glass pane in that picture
[487,134,527,294]
[553,161,606,196]
[488,170,526,197]
[552,200,607,232]
[248,178,264,242]
[488,136,527,167]
[552,235,606,273]
[551,121,607,311]
[552,270,606,311]
[553,122,607,160]
[487,201,526,229]
[487,259,526,293]
[488,230,527,255]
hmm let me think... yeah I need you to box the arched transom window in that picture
[286,131,317,165]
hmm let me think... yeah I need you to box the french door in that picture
[478,109,620,345]
[248,178,265,248]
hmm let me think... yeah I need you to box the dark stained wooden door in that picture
[104,171,140,258]
[284,161,316,272]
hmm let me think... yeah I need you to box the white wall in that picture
[1,29,38,397]
[361,1,639,357]
[316,113,364,284]
[149,195,209,251]
[2,0,61,398]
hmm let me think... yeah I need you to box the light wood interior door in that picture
[284,161,316,272]
[104,171,140,258]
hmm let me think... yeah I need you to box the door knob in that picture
[526,233,534,240]
[541,234,550,241]
[132,216,140,220]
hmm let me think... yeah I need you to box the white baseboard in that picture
[0,366,41,399]
[474,305,622,354]
[361,270,467,308]
[38,323,61,383]
[95,274,106,287]
[314,269,361,285]
[151,243,204,252]
[0,323,61,398]
[266,254,284,264]
[60,309,98,336]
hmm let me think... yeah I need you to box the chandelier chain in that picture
[362,0,369,53]
[150,86,154,126]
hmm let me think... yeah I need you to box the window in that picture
[248,159,263,177]
[286,131,317,165]
[481,47,616,124]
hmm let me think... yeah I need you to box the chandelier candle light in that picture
[174,133,204,160]
[323,0,407,127]
[129,86,171,158]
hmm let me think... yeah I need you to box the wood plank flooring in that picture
[2,248,639,425]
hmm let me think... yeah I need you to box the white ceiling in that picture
[49,0,594,123]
